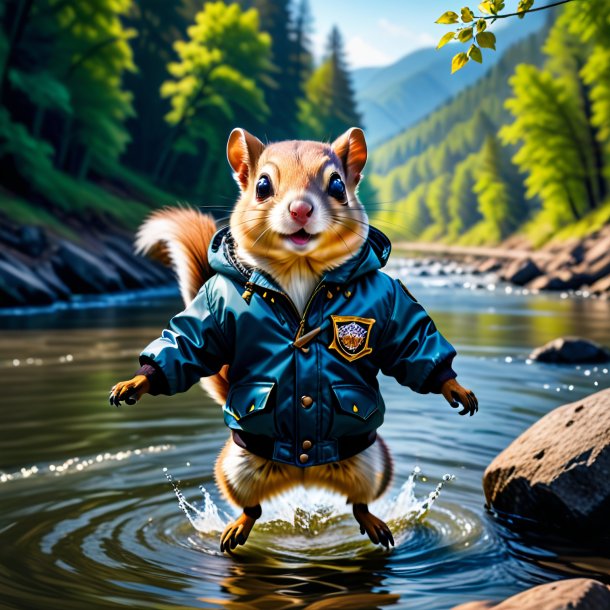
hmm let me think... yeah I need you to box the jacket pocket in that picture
[224,381,275,421]
[331,384,380,421]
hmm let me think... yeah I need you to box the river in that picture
[1,261,609,610]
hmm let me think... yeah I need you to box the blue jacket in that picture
[139,227,456,467]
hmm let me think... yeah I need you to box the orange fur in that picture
[215,436,393,508]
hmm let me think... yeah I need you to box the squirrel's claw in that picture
[220,513,256,553]
[353,504,394,549]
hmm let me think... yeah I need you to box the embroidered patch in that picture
[329,315,375,362]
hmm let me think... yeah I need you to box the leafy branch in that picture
[435,0,576,73]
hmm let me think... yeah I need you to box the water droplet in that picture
[584,370,591,377]
[505,356,513,364]
[543,384,550,390]
[525,359,532,365]
[162,467,167,473]
[568,385,574,391]
[12,359,20,367]
[594,381,599,386]
[186,462,191,467]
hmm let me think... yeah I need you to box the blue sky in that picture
[307,0,525,68]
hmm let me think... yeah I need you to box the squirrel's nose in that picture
[289,200,313,225]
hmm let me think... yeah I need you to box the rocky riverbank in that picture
[0,214,174,308]
[473,225,610,299]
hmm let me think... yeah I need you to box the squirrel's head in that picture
[226,128,369,280]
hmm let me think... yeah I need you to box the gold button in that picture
[344,290,352,298]
[301,395,313,408]
[299,453,309,464]
[352,404,359,413]
[302,439,313,450]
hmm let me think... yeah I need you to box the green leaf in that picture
[478,1,494,14]
[468,44,482,63]
[476,18,487,32]
[437,31,456,49]
[451,52,469,74]
[517,0,535,18]
[476,31,496,50]
[460,7,474,22]
[458,28,473,42]
[436,11,459,24]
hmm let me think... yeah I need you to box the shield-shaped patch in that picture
[328,315,376,362]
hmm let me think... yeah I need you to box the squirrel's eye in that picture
[256,175,273,201]
[328,174,346,203]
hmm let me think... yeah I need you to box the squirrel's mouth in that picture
[286,228,316,246]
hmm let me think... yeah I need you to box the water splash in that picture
[164,465,455,538]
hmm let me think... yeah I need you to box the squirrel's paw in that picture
[353,503,394,549]
[220,513,257,553]
[441,379,478,417]
[109,375,149,407]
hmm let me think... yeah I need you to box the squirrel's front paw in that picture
[441,379,478,416]
[109,375,150,407]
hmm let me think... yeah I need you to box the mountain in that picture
[353,12,546,147]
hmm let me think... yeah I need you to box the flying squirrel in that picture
[110,127,478,552]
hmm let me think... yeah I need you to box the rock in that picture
[52,240,124,294]
[541,251,577,275]
[529,337,610,363]
[501,258,542,286]
[18,225,47,258]
[476,258,503,274]
[578,252,610,284]
[451,579,610,610]
[483,388,610,535]
[589,275,610,296]
[583,235,610,265]
[527,270,588,291]
[0,259,57,306]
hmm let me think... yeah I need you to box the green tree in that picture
[447,152,482,238]
[474,135,522,241]
[299,26,361,140]
[156,1,272,186]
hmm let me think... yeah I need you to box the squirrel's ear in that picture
[227,128,265,189]
[331,127,367,185]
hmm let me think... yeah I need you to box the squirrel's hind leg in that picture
[215,437,302,552]
[304,436,395,548]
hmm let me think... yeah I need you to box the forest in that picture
[371,0,610,246]
[0,0,363,238]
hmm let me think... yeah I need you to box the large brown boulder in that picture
[483,388,610,535]
[452,578,610,610]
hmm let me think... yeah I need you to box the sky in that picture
[307,0,525,68]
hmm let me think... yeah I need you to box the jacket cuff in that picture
[421,357,457,394]
[136,357,170,396]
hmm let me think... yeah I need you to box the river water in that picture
[1,262,609,610]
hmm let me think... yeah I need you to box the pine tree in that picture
[298,26,362,140]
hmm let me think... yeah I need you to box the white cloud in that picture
[345,36,393,68]
[378,17,437,48]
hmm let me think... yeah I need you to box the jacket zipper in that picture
[294,282,326,343]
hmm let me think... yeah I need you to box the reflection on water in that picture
[1,265,610,609]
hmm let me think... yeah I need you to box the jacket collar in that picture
[208,225,391,290]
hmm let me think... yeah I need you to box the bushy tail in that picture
[135,206,229,405]
[135,206,218,306]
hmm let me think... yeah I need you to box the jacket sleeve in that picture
[375,279,457,393]
[138,281,230,395]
